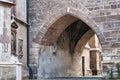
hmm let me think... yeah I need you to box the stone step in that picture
[35,77,102,80]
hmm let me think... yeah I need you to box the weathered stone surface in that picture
[28,0,120,78]
[103,32,110,38]
[0,3,11,62]
[38,28,101,78]
[111,42,120,48]
[38,31,72,78]
[15,0,27,22]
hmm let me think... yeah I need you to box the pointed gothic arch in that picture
[34,7,105,47]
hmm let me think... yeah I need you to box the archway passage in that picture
[38,14,102,78]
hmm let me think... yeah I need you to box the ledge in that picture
[90,48,102,51]
[14,17,29,26]
[0,62,22,65]
[0,0,15,6]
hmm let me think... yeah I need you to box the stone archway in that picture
[29,0,120,79]
[73,29,102,77]
[33,7,105,46]
[29,2,105,78]
[36,12,103,78]
[75,29,95,53]
[34,8,105,77]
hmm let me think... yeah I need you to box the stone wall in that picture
[10,0,28,65]
[16,0,26,22]
[0,1,23,80]
[28,0,120,78]
[0,1,12,62]
[72,44,91,76]
[38,30,102,78]
[28,0,101,65]
[37,16,102,77]
[38,30,72,78]
[28,0,120,60]
[10,0,28,78]
[16,21,28,78]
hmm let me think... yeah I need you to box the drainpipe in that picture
[26,0,29,67]
[26,0,33,79]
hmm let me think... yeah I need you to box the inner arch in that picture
[41,14,78,45]
[38,14,102,78]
